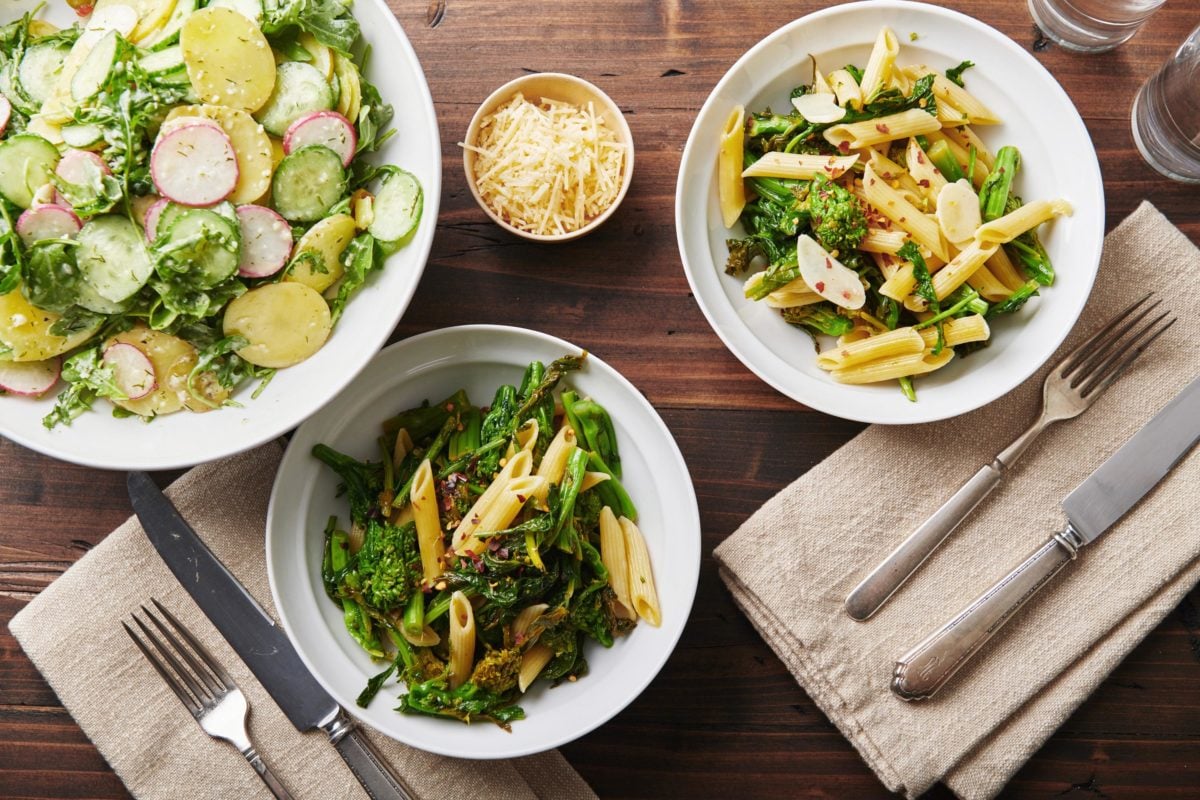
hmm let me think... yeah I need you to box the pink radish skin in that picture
[235,204,293,278]
[0,357,61,397]
[102,343,157,400]
[54,149,112,206]
[143,197,170,242]
[151,123,239,208]
[0,97,10,136]
[283,111,358,167]
[16,205,83,246]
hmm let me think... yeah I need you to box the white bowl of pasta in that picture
[676,0,1103,423]
[265,325,700,758]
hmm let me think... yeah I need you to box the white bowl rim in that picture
[674,0,1105,424]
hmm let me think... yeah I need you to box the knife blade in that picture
[128,471,417,800]
[892,375,1200,701]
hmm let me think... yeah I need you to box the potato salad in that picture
[0,0,423,427]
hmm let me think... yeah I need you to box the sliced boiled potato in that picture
[25,116,64,146]
[181,7,275,112]
[0,288,102,362]
[223,282,331,368]
[38,3,140,124]
[162,103,273,204]
[298,32,334,81]
[27,20,61,37]
[104,325,196,416]
[121,0,179,43]
[285,214,355,292]
[334,53,361,124]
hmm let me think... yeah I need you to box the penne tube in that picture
[905,65,1000,125]
[975,199,1073,245]
[966,265,1012,302]
[619,516,661,627]
[460,474,548,555]
[741,152,860,181]
[515,419,538,453]
[862,163,948,260]
[865,148,922,196]
[392,428,414,469]
[925,131,989,186]
[511,604,549,640]
[518,644,554,693]
[764,277,823,309]
[411,460,445,582]
[829,68,863,109]
[448,591,475,690]
[830,348,954,384]
[600,507,636,620]
[718,105,747,228]
[860,228,909,255]
[880,261,916,301]
[535,424,577,484]
[451,450,532,549]
[859,27,899,101]
[813,65,834,95]
[580,471,611,492]
[935,97,971,127]
[817,327,926,370]
[824,108,940,150]
[985,247,1027,292]
[932,240,999,300]
[942,124,995,168]
[917,314,990,348]
[905,137,947,197]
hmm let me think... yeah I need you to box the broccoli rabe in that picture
[355,520,422,612]
[781,303,856,337]
[808,174,868,254]
[470,648,522,693]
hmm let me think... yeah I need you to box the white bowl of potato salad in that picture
[676,0,1103,424]
[0,0,439,468]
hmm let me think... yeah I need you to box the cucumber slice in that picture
[0,62,38,116]
[0,134,61,209]
[140,0,197,51]
[161,208,241,288]
[61,123,106,149]
[71,30,122,103]
[77,215,154,303]
[76,278,132,315]
[155,201,238,237]
[271,145,346,223]
[138,45,184,77]
[368,169,423,245]
[254,61,333,137]
[18,42,72,107]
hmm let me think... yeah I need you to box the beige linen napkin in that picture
[8,443,597,800]
[714,201,1200,800]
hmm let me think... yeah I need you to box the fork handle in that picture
[844,463,1004,621]
[244,746,295,800]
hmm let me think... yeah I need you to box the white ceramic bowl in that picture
[676,0,1104,424]
[266,326,700,758]
[0,0,441,469]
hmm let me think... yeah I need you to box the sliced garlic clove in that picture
[796,234,865,310]
[791,92,847,124]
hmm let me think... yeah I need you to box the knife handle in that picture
[891,525,1084,701]
[845,463,1004,621]
[324,712,418,800]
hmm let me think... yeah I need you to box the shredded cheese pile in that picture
[464,92,627,236]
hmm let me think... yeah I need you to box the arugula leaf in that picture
[328,232,379,324]
[22,241,82,313]
[262,0,360,54]
[946,60,975,87]
[898,241,944,354]
[43,346,128,429]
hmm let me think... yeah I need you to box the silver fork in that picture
[123,599,294,800]
[845,294,1176,621]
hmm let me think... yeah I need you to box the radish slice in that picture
[102,342,157,400]
[0,97,10,137]
[796,234,866,310]
[54,149,113,206]
[16,205,83,246]
[143,197,170,241]
[283,111,358,167]
[151,123,239,207]
[0,357,61,396]
[235,204,293,278]
[159,115,224,138]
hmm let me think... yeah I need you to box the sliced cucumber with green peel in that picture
[139,0,197,51]
[0,62,38,117]
[75,278,131,315]
[161,208,241,288]
[271,145,346,222]
[77,215,153,303]
[0,134,61,209]
[18,41,71,107]
[155,201,237,237]
[138,45,184,77]
[61,123,106,149]
[369,168,423,245]
[71,30,123,103]
[254,61,333,137]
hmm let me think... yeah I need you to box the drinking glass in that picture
[1027,0,1167,52]
[1132,24,1200,183]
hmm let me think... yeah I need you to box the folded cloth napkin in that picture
[8,443,597,800]
[714,201,1200,800]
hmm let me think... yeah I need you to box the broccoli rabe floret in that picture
[807,174,868,254]
[470,647,522,693]
[356,520,422,611]
[782,303,856,337]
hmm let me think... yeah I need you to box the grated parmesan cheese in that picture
[462,92,627,236]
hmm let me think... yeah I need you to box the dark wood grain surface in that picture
[3,1,1199,797]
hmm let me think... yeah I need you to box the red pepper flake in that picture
[869,177,877,185]
[998,167,1005,174]
[875,123,890,134]
[815,281,826,292]
[881,171,894,180]
[824,257,833,270]
[918,179,930,188]
[899,216,907,222]
[516,494,527,503]
[842,289,852,300]
[916,151,925,164]
[841,349,851,358]
[837,141,850,154]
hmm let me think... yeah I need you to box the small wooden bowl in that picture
[462,72,635,243]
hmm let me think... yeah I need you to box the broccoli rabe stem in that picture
[391,414,458,510]
[978,146,1021,222]
[914,288,987,330]
[926,140,965,183]
[1006,238,1054,286]
[987,279,1041,317]
[585,451,638,521]
[402,590,425,638]
[898,376,917,403]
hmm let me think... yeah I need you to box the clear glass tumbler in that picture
[1027,0,1166,52]
[1132,24,1200,183]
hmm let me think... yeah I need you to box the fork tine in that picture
[1065,296,1162,385]
[1080,315,1176,398]
[151,598,233,690]
[124,620,202,715]
[143,602,226,696]
[133,613,214,706]
[1055,293,1153,378]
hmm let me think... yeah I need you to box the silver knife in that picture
[127,472,417,800]
[892,375,1200,701]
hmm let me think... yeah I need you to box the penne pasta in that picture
[764,277,823,309]
[742,152,860,181]
[536,424,577,484]
[830,347,954,384]
[985,246,1028,292]
[966,264,1012,301]
[511,603,549,641]
[905,137,947,197]
[829,68,863,109]
[824,108,941,150]
[518,644,554,693]
[718,105,747,228]
[580,471,611,491]
[932,240,999,300]
[817,327,925,370]
[905,65,1000,125]
[410,459,445,582]
[451,449,532,549]
[392,427,414,469]
[860,27,900,101]
[619,516,661,627]
[861,163,949,260]
[916,314,990,348]
[860,228,909,255]
[515,419,538,453]
[942,124,995,168]
[600,506,636,620]
[459,474,548,554]
[975,199,1073,245]
[448,591,475,690]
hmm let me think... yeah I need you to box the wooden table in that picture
[3,1,1199,797]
